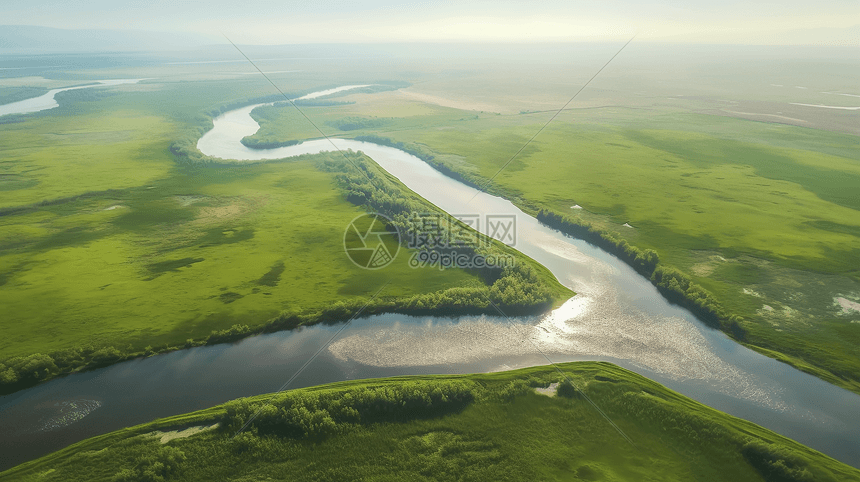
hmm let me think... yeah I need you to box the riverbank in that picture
[0,79,143,118]
[4,362,857,480]
[340,112,860,397]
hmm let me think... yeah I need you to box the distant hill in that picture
[0,25,219,52]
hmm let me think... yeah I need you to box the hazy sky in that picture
[2,0,858,44]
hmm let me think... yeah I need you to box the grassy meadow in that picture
[1,44,858,479]
[3,362,857,482]
[0,76,570,392]
[241,87,860,393]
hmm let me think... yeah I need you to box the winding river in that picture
[0,79,143,117]
[2,85,859,470]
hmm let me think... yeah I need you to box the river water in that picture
[0,79,143,117]
[1,85,859,470]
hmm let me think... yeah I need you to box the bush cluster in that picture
[538,210,658,276]
[353,135,491,195]
[556,379,578,398]
[353,135,436,162]
[326,117,390,131]
[111,445,186,482]
[325,153,555,312]
[741,441,816,482]
[0,346,127,392]
[222,380,476,439]
[239,137,301,149]
[537,209,746,339]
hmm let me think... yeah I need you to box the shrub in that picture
[112,446,186,482]
[741,441,815,482]
[222,380,476,439]
[557,379,578,398]
[207,324,253,344]
[91,346,123,365]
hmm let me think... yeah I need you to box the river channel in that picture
[1,85,858,470]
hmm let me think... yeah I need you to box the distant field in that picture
[243,88,860,392]
[4,362,857,481]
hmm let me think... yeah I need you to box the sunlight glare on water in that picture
[35,399,102,432]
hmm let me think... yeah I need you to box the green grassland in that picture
[3,362,857,482]
[0,79,571,393]
[242,91,860,393]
